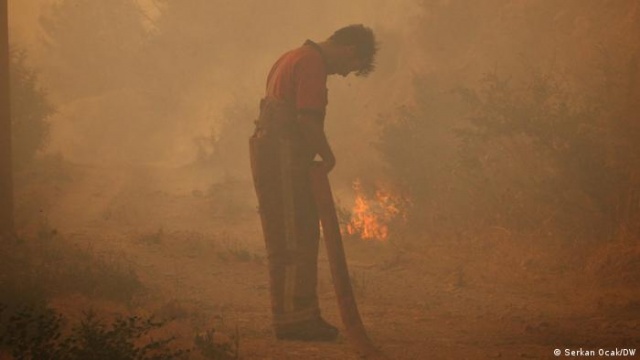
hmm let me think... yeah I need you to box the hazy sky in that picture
[7,0,420,169]
[6,0,639,179]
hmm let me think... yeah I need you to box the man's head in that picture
[323,24,378,77]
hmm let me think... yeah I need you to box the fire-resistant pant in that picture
[249,99,321,327]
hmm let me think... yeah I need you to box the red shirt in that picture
[265,40,328,115]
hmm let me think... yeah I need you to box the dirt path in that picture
[25,164,640,359]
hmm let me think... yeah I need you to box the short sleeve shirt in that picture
[265,40,328,115]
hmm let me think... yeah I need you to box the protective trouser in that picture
[249,98,321,327]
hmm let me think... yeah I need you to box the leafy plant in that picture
[0,306,188,360]
[375,54,639,242]
[193,327,239,360]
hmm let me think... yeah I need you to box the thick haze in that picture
[7,0,640,185]
[8,0,417,174]
[4,3,639,357]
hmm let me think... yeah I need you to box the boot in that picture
[275,316,339,342]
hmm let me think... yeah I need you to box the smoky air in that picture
[1,1,639,358]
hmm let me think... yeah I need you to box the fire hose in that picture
[309,164,387,359]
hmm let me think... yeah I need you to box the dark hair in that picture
[328,24,378,76]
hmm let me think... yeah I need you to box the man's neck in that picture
[316,41,339,75]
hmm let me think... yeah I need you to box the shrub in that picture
[375,55,639,242]
[194,327,239,360]
[0,306,188,360]
[0,229,144,307]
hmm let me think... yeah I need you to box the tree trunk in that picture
[0,0,14,238]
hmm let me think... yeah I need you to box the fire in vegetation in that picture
[344,178,409,241]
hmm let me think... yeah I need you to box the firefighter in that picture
[249,24,377,341]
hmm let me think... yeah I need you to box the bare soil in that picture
[15,163,640,359]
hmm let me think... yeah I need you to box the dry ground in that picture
[13,162,640,359]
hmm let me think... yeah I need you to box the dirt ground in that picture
[15,163,640,359]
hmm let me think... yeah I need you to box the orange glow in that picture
[345,179,407,241]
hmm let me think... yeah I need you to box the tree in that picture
[374,1,640,241]
[10,50,55,169]
[0,0,13,238]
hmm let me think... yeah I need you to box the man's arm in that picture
[298,112,335,173]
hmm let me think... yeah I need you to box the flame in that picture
[344,179,407,241]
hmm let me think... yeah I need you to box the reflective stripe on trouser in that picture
[249,125,320,327]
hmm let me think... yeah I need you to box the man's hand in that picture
[298,112,336,173]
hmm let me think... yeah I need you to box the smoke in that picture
[7,0,639,178]
[7,0,417,170]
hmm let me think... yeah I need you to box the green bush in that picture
[375,55,640,242]
[455,61,639,240]
[0,306,188,360]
